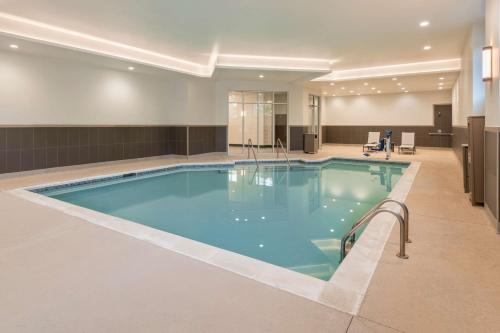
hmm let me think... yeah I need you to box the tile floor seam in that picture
[356,315,405,332]
[345,316,354,333]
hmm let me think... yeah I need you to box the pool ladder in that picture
[276,138,290,167]
[247,138,259,168]
[340,199,411,262]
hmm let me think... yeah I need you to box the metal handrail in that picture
[247,138,259,168]
[351,199,410,243]
[276,138,291,167]
[340,208,408,262]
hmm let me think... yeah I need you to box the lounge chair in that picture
[398,132,416,154]
[363,132,380,152]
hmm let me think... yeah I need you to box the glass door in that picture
[228,91,288,155]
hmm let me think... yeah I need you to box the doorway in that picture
[432,104,453,147]
[228,91,288,155]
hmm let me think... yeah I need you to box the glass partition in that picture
[228,91,288,154]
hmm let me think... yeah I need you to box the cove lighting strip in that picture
[313,59,462,81]
[0,12,334,76]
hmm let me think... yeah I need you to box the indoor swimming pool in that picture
[32,159,408,281]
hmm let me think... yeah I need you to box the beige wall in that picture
[452,21,486,126]
[485,0,500,127]
[323,90,452,126]
[0,50,217,126]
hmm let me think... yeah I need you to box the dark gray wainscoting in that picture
[0,126,227,174]
[452,126,468,164]
[289,126,310,151]
[321,126,452,147]
[484,128,499,227]
[188,126,227,155]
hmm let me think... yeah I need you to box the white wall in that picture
[485,0,500,127]
[453,21,486,126]
[0,50,217,125]
[323,90,452,126]
[215,80,320,126]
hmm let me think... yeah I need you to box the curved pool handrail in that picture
[340,208,409,262]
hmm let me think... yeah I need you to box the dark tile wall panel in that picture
[289,126,309,151]
[0,126,219,174]
[188,126,227,155]
[484,129,499,222]
[168,127,187,155]
[452,126,468,164]
[321,126,451,148]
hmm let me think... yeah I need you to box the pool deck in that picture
[1,145,499,332]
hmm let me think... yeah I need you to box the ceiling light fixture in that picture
[438,87,443,90]
[483,46,493,82]
[371,87,376,90]
[404,90,409,93]
[377,90,381,94]
[419,21,430,27]
[401,87,406,90]
[439,77,445,80]
[392,78,397,81]
[128,66,135,71]
[363,82,369,86]
[397,82,402,86]
[330,82,335,86]
[423,45,432,51]
[258,74,264,78]
[349,90,355,93]
[438,82,444,86]
[341,87,345,90]
[357,93,361,96]
[9,44,18,49]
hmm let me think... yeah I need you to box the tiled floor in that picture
[0,145,499,332]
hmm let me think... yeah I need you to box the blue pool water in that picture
[37,160,407,281]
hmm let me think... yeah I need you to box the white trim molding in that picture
[314,59,462,81]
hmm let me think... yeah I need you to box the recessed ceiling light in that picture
[332,94,336,97]
[349,90,355,93]
[330,82,335,86]
[363,82,369,86]
[357,93,361,96]
[128,66,135,71]
[401,87,406,90]
[438,82,444,86]
[419,21,430,27]
[9,44,19,49]
[259,74,264,78]
[341,87,345,90]
[371,87,376,90]
[397,82,402,86]
[377,90,382,94]
[323,92,327,95]
[404,90,409,93]
[392,78,397,81]
[423,45,432,51]
[439,77,445,80]
[438,87,443,90]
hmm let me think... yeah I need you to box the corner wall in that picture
[452,20,486,163]
[484,0,500,228]
[321,90,453,147]
[0,50,226,174]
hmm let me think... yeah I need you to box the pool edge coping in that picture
[7,156,420,316]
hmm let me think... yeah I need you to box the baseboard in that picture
[484,203,500,234]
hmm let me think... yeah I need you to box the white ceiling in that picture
[0,0,484,73]
[305,72,459,96]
